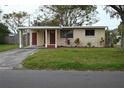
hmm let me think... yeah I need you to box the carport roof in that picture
[17,26,107,30]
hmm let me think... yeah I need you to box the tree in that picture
[3,11,29,33]
[104,5,124,51]
[37,5,98,26]
[32,17,60,26]
[0,8,2,22]
[0,23,10,44]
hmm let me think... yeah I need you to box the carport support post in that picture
[29,29,32,47]
[55,29,57,48]
[26,30,28,46]
[19,30,22,48]
[45,29,47,48]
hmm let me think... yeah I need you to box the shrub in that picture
[100,37,104,45]
[74,38,80,46]
[87,42,91,47]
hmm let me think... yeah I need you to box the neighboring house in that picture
[17,26,107,48]
[5,33,19,44]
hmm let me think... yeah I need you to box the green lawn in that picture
[0,44,18,52]
[23,48,124,70]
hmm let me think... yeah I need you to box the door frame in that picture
[49,30,55,44]
[32,32,37,45]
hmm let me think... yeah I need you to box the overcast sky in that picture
[0,5,121,30]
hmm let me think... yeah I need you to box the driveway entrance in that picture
[0,49,37,69]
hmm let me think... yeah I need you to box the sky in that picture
[0,5,121,30]
[94,6,121,30]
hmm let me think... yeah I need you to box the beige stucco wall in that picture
[37,30,44,46]
[31,28,105,47]
[57,28,105,47]
[57,30,74,46]
[31,30,45,46]
[31,30,51,46]
[47,31,50,44]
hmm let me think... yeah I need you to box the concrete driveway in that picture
[0,49,37,69]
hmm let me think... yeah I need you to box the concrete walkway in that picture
[0,49,37,69]
[0,70,124,88]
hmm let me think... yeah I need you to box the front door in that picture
[50,30,55,44]
[32,33,37,45]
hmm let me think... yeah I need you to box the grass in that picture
[0,44,18,52]
[23,48,124,70]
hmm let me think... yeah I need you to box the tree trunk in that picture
[118,22,124,51]
[121,36,124,51]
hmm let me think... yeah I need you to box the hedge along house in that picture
[17,26,107,48]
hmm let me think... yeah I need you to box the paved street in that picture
[0,49,37,69]
[0,70,124,88]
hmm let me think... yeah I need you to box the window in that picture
[60,30,73,38]
[85,29,95,36]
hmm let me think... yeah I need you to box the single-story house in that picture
[17,26,107,48]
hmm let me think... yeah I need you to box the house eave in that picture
[17,26,107,30]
